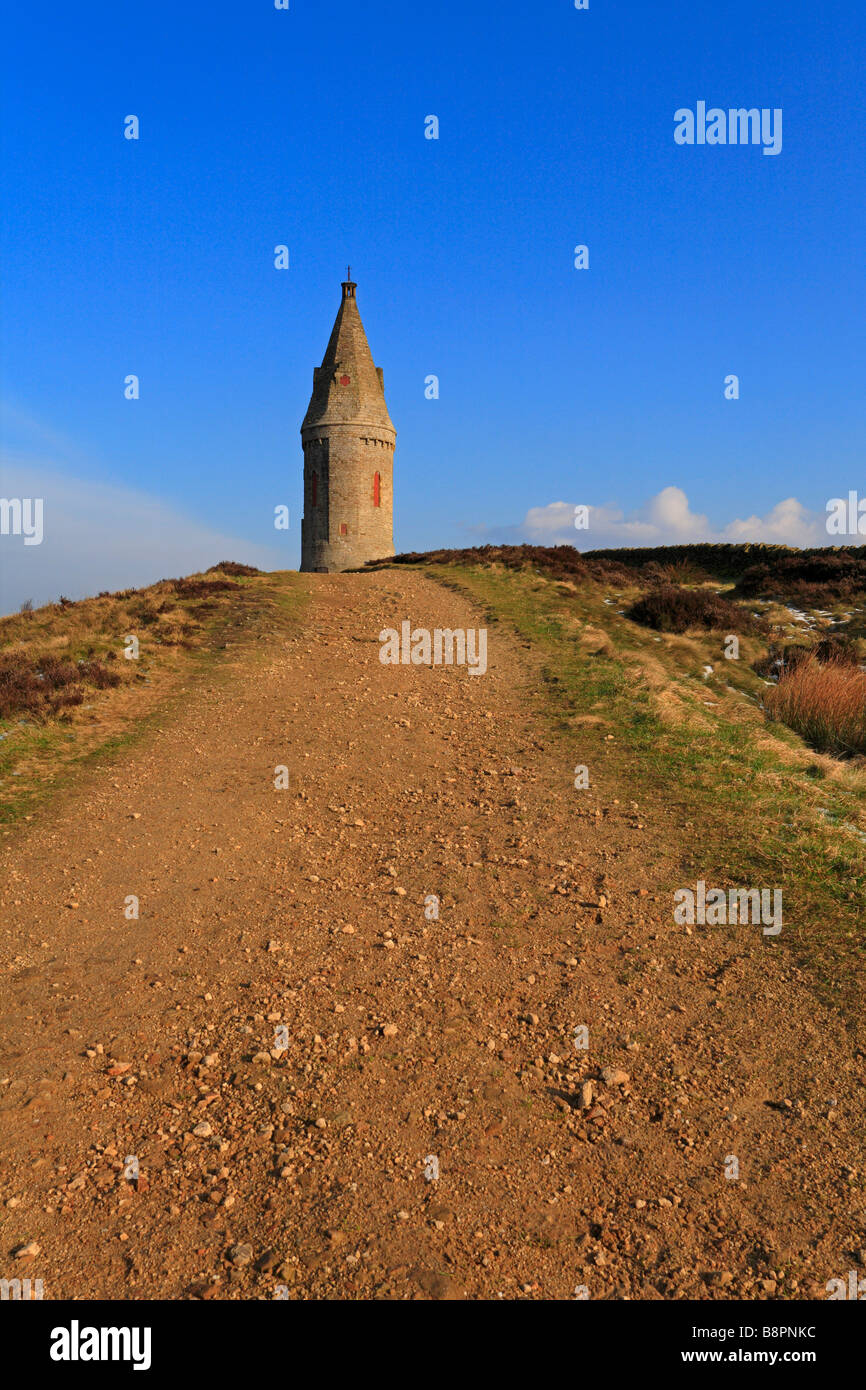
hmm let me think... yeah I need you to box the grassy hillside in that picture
[0,564,306,832]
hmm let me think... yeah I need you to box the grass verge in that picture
[0,567,308,832]
[422,560,866,1023]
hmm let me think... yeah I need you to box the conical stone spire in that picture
[300,275,396,572]
[302,272,395,434]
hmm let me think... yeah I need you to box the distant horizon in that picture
[6,529,866,622]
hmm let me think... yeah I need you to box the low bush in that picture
[208,561,260,577]
[814,634,861,666]
[0,655,121,721]
[737,552,866,605]
[626,585,754,634]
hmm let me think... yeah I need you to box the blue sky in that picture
[1,0,864,610]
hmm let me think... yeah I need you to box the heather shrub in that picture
[0,655,121,720]
[626,585,754,634]
[208,561,260,577]
[171,578,237,599]
[753,634,861,681]
[737,552,866,605]
[813,634,861,666]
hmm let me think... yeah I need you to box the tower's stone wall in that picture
[300,277,395,573]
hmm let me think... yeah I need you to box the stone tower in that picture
[300,271,396,572]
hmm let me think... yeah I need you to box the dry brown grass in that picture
[0,568,251,672]
[764,655,866,756]
[0,565,306,828]
[0,579,221,725]
[753,634,862,681]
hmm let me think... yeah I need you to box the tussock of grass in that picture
[765,656,866,756]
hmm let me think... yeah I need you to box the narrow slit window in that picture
[339,522,348,536]
[373,470,381,507]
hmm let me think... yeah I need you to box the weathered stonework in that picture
[300,274,396,572]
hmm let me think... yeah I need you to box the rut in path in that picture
[0,569,862,1300]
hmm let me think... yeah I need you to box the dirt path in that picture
[1,570,863,1300]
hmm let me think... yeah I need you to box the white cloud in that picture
[498,486,830,550]
[720,496,823,547]
[0,455,290,615]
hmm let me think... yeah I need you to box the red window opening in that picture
[339,374,350,386]
[339,522,348,536]
[311,472,317,506]
[373,470,381,507]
